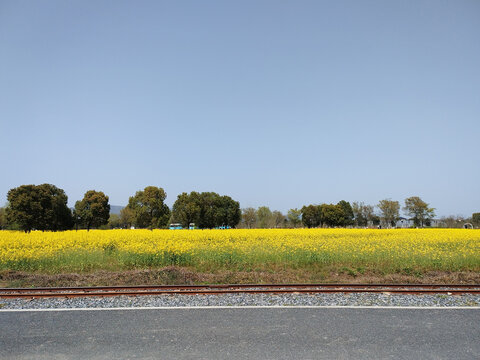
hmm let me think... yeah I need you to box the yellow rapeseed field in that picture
[0,229,479,272]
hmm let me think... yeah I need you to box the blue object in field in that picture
[215,225,231,230]
[189,223,196,230]
[169,223,183,230]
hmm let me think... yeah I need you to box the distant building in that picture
[396,217,413,228]
[395,217,441,228]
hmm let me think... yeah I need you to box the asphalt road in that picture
[1,307,479,359]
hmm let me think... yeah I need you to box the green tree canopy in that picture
[321,204,345,227]
[6,184,73,232]
[171,191,241,229]
[171,192,201,228]
[378,199,400,227]
[0,207,7,230]
[36,184,74,231]
[287,208,302,228]
[119,206,135,229]
[337,200,354,226]
[107,214,122,229]
[74,190,110,231]
[301,205,322,228]
[214,195,241,228]
[6,185,38,232]
[127,186,170,229]
[256,206,273,228]
[403,196,435,227]
[197,192,219,229]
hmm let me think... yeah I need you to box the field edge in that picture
[1,267,480,288]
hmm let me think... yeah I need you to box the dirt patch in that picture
[1,268,479,288]
[0,267,200,288]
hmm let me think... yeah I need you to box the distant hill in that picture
[110,205,125,215]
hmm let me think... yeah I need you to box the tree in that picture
[171,191,241,229]
[119,206,135,229]
[337,200,354,226]
[171,192,201,228]
[439,215,465,228]
[107,214,122,229]
[272,210,285,228]
[301,205,322,228]
[214,195,241,228]
[197,192,240,229]
[6,184,73,232]
[0,207,6,230]
[378,199,400,227]
[370,214,381,226]
[321,204,345,227]
[127,186,170,229]
[6,185,38,232]
[257,206,273,228]
[472,213,480,228]
[352,202,367,227]
[36,184,74,231]
[74,190,110,231]
[403,196,435,227]
[241,208,257,229]
[197,192,219,229]
[352,202,376,227]
[287,208,302,228]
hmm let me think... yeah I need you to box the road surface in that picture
[1,307,479,359]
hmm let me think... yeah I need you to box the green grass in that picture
[1,247,479,275]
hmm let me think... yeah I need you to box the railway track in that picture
[1,284,480,298]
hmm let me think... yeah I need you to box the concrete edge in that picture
[1,305,479,312]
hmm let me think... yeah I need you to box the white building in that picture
[395,217,441,228]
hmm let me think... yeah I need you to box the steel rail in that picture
[2,283,479,292]
[1,284,480,298]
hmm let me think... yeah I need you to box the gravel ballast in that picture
[1,293,479,310]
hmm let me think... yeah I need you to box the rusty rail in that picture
[1,284,480,298]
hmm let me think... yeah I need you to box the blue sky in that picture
[1,1,479,217]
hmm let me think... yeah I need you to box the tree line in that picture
[1,184,240,232]
[298,197,436,228]
[239,199,479,229]
[0,184,478,232]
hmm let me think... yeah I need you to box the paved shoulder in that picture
[1,308,479,359]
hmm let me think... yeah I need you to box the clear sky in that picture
[1,1,479,217]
